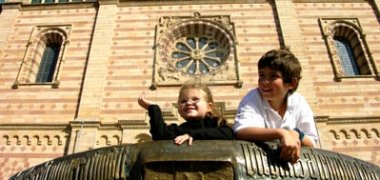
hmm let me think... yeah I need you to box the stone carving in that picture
[1,134,66,146]
[152,12,242,89]
[330,128,380,140]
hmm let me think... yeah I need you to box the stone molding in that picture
[294,0,366,3]
[315,116,380,141]
[316,116,380,124]
[0,124,69,147]
[329,128,380,140]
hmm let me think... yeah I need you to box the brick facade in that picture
[0,0,379,178]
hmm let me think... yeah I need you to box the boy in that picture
[233,48,319,164]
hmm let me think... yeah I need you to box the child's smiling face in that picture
[177,88,212,121]
[258,67,295,103]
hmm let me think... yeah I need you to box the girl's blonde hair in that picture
[178,80,227,126]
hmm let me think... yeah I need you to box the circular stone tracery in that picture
[160,20,233,75]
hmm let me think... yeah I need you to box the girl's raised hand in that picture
[138,95,156,110]
[174,134,193,146]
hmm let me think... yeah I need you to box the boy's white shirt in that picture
[233,88,319,146]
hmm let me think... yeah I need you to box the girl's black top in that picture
[148,105,234,140]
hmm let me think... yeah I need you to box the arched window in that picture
[319,18,379,81]
[35,43,61,82]
[13,25,71,89]
[334,37,359,76]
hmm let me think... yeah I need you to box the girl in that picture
[138,82,234,145]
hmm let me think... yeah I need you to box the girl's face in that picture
[258,67,295,103]
[177,88,213,121]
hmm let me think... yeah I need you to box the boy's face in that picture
[258,67,296,102]
[177,88,213,121]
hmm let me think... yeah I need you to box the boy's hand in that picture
[174,134,193,146]
[279,129,301,164]
[138,95,156,110]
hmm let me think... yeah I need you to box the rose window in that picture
[152,13,242,89]
[172,36,227,75]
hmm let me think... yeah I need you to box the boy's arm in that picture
[235,127,291,141]
[235,127,301,164]
[300,135,314,148]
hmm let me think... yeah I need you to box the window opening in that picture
[334,38,359,76]
[35,43,60,82]
[172,37,226,75]
[31,0,42,3]
[12,25,71,89]
[318,18,380,81]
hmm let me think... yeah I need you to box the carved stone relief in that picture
[151,12,242,89]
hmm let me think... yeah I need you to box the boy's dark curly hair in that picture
[258,48,302,94]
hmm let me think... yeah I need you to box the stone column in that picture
[76,0,118,119]
[68,119,100,154]
[71,0,118,153]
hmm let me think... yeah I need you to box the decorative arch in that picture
[22,135,31,145]
[3,135,10,145]
[349,129,360,139]
[44,135,52,145]
[33,135,41,145]
[329,130,340,140]
[152,12,242,89]
[98,135,109,146]
[319,18,379,81]
[53,135,62,146]
[339,129,350,139]
[13,135,21,145]
[111,135,120,145]
[135,133,152,143]
[360,129,371,139]
[13,25,71,89]
[371,128,380,138]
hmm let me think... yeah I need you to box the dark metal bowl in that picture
[10,140,380,179]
